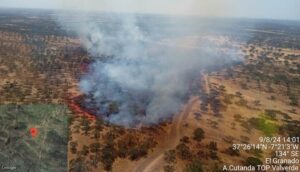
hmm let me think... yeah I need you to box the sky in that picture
[0,0,299,20]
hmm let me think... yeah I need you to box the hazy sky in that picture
[0,0,299,20]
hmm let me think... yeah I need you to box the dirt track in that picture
[132,97,199,172]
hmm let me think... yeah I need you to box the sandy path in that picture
[132,97,198,172]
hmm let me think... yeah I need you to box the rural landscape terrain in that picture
[0,9,299,172]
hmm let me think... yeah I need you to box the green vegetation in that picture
[247,117,278,136]
[239,111,280,136]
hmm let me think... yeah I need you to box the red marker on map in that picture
[29,128,38,137]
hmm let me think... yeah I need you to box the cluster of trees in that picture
[168,128,208,172]
[248,24,300,49]
[0,81,26,102]
[199,89,223,116]
[170,128,224,172]
[116,134,155,161]
[236,44,299,105]
[0,25,91,104]
[69,117,157,171]
[164,149,176,172]
[279,120,300,137]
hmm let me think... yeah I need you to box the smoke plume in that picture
[57,12,242,127]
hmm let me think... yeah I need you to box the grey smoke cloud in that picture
[57,13,242,127]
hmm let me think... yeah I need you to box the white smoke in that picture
[56,12,242,127]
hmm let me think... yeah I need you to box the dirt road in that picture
[132,97,199,172]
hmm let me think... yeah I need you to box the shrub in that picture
[235,92,242,97]
[89,143,101,153]
[184,161,204,172]
[233,114,242,122]
[176,143,192,160]
[244,157,263,171]
[164,150,176,163]
[128,146,148,160]
[289,95,298,106]
[225,146,240,156]
[164,165,175,172]
[209,150,218,160]
[180,136,190,143]
[81,145,89,156]
[101,143,117,171]
[193,128,205,142]
[279,121,300,137]
[235,98,248,107]
[70,141,78,154]
[207,141,218,151]
[248,117,278,136]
